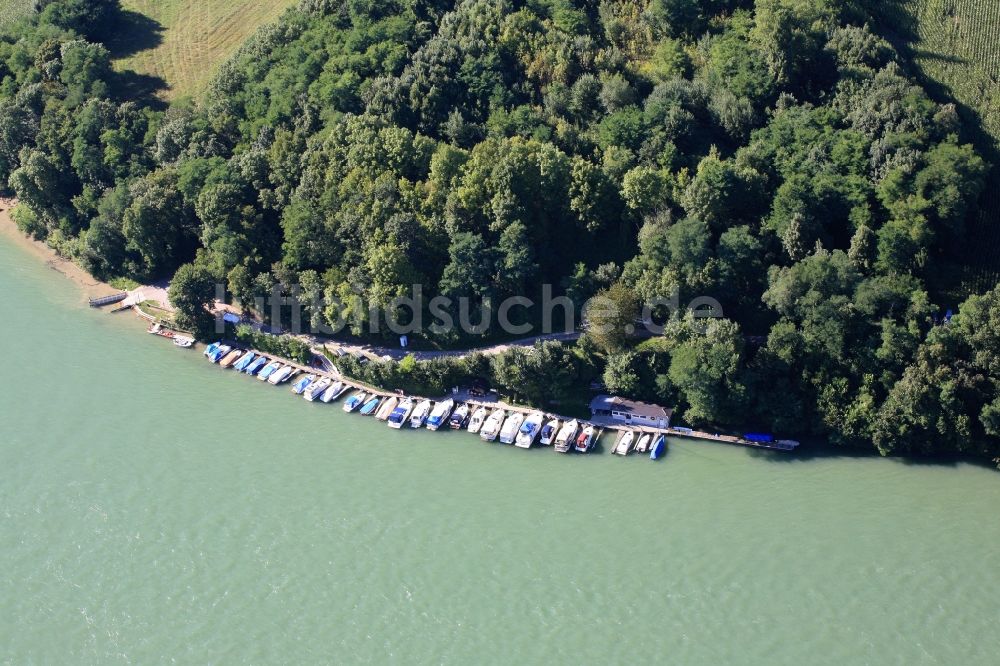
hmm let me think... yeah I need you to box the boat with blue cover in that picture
[291,374,317,395]
[359,396,381,415]
[208,345,231,363]
[387,398,414,428]
[343,391,368,413]
[257,360,282,381]
[650,434,666,460]
[426,399,454,430]
[232,351,256,372]
[203,342,221,358]
[515,411,544,448]
[244,356,269,375]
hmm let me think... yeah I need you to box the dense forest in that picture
[2,0,999,458]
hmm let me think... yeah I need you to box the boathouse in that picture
[589,395,672,429]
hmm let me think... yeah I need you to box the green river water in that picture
[2,237,999,665]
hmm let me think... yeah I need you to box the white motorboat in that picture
[466,406,488,434]
[614,430,636,456]
[634,433,652,453]
[387,398,415,428]
[173,335,194,348]
[320,381,345,403]
[409,399,433,428]
[554,419,580,453]
[498,412,525,445]
[480,409,506,441]
[539,418,560,446]
[514,411,545,449]
[574,425,596,453]
[304,377,332,401]
[426,399,454,431]
[267,365,294,385]
[449,403,470,429]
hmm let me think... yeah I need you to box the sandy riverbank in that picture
[0,198,119,302]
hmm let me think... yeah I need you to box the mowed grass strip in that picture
[114,0,297,99]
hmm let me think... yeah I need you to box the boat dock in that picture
[193,340,799,456]
[88,292,127,307]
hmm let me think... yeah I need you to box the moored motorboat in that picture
[320,381,346,403]
[244,355,268,375]
[614,430,635,456]
[387,398,415,428]
[539,418,560,446]
[480,408,506,441]
[232,351,256,372]
[218,349,242,368]
[499,412,525,445]
[343,391,368,412]
[574,425,596,453]
[359,396,381,415]
[258,360,282,381]
[208,345,231,363]
[449,403,470,429]
[426,399,454,431]
[304,377,332,401]
[203,341,222,358]
[650,434,666,460]
[554,419,580,453]
[267,365,294,385]
[291,374,317,395]
[173,335,194,348]
[375,396,399,420]
[409,399,433,428]
[466,406,488,434]
[634,433,652,454]
[514,411,545,448]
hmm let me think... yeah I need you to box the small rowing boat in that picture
[375,396,399,421]
[219,349,242,368]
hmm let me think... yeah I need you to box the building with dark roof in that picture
[589,395,672,429]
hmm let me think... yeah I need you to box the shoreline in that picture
[0,198,119,302]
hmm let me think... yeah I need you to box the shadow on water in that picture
[745,440,998,472]
[105,10,165,59]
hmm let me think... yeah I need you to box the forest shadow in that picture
[113,70,168,110]
[105,10,164,59]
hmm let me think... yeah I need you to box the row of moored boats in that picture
[202,342,666,458]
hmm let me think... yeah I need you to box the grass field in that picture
[0,0,34,29]
[875,0,1000,298]
[112,0,297,99]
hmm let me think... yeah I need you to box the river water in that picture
[1,237,999,664]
